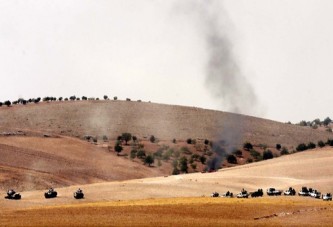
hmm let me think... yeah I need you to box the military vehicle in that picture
[237,189,249,198]
[266,188,282,196]
[322,193,332,201]
[74,188,84,199]
[5,189,21,200]
[251,189,263,197]
[44,188,58,199]
[284,187,296,196]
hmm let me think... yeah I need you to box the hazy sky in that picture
[0,0,332,123]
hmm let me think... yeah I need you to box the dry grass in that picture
[1,197,332,226]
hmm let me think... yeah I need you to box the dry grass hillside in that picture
[1,147,333,226]
[0,100,331,148]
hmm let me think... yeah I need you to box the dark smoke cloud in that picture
[173,0,259,169]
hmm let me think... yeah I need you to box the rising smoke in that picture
[174,0,259,169]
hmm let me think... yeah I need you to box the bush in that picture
[186,138,192,144]
[121,133,132,145]
[199,155,206,164]
[232,149,242,157]
[172,168,180,175]
[114,143,123,155]
[280,147,289,155]
[276,144,282,150]
[318,140,325,148]
[144,155,154,166]
[227,154,237,164]
[136,149,146,159]
[4,100,11,107]
[296,143,307,152]
[149,135,156,143]
[307,142,316,149]
[103,95,108,100]
[180,146,192,155]
[243,142,253,151]
[249,149,262,161]
[263,150,273,160]
[130,149,137,159]
[179,156,188,173]
[204,139,209,145]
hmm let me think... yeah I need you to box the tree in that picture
[59,97,63,101]
[204,139,209,145]
[4,100,11,107]
[130,149,137,159]
[113,96,118,100]
[263,150,274,160]
[0,102,2,107]
[323,117,332,126]
[149,135,156,143]
[243,142,253,151]
[296,143,307,152]
[318,140,325,148]
[103,95,108,100]
[179,156,188,173]
[276,144,282,150]
[132,136,137,142]
[172,168,180,175]
[186,138,192,144]
[200,155,206,164]
[144,155,154,167]
[121,133,132,145]
[114,142,123,156]
[280,147,289,155]
[137,149,146,159]
[307,142,316,149]
[227,154,237,164]
[82,96,87,100]
[69,95,76,101]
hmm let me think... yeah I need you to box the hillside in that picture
[0,100,331,148]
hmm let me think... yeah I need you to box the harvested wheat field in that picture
[1,147,333,226]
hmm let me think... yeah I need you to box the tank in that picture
[5,189,21,200]
[44,188,58,199]
[74,189,84,199]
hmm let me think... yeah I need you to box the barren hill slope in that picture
[0,100,331,148]
[0,136,166,191]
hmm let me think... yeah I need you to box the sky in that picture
[0,0,332,123]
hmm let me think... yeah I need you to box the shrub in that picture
[103,95,108,100]
[179,156,188,173]
[323,117,332,126]
[247,158,253,163]
[149,135,156,143]
[180,146,192,155]
[132,136,137,142]
[227,154,237,164]
[103,135,108,142]
[243,142,253,151]
[276,144,282,150]
[153,149,164,158]
[186,138,192,144]
[136,149,146,159]
[114,143,123,155]
[232,149,242,157]
[69,95,76,101]
[130,149,137,159]
[249,149,261,161]
[317,140,325,148]
[172,138,176,143]
[296,143,307,152]
[199,155,206,164]
[172,168,180,175]
[0,102,2,107]
[191,163,197,170]
[82,96,87,100]
[263,150,273,160]
[113,96,118,100]
[204,139,209,145]
[280,147,289,155]
[307,142,316,149]
[144,155,154,166]
[4,100,11,107]
[121,133,132,145]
